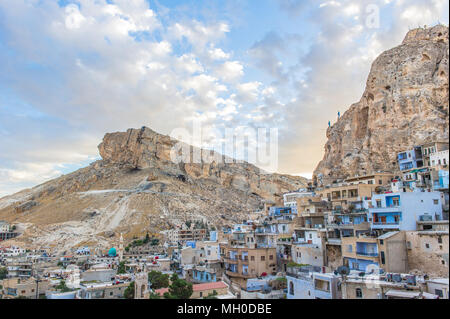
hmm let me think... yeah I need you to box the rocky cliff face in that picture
[0,127,307,252]
[98,127,305,199]
[314,25,449,185]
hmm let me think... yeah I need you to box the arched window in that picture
[356,288,363,298]
[289,281,294,295]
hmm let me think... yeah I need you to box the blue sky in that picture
[0,0,448,197]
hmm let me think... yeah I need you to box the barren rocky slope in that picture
[0,127,307,252]
[314,25,449,185]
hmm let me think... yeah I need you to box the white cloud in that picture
[215,61,244,82]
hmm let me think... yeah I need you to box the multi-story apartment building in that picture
[397,146,424,171]
[295,196,328,229]
[283,190,316,214]
[368,192,443,231]
[430,149,449,168]
[220,232,277,289]
[317,183,378,211]
[421,141,449,167]
[341,232,408,273]
[291,228,327,268]
[345,173,394,186]
[163,228,207,243]
[286,266,342,299]
[0,277,49,299]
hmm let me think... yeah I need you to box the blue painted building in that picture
[369,192,443,231]
[192,268,217,283]
[397,147,423,171]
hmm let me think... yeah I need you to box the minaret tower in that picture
[118,233,124,261]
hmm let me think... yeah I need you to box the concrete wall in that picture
[405,231,449,277]
[378,232,408,273]
[292,244,325,267]
[286,274,314,299]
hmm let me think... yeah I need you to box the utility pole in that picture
[34,270,42,299]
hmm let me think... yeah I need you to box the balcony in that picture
[372,222,400,229]
[326,238,342,245]
[223,257,238,263]
[356,251,378,257]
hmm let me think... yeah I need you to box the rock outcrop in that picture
[98,126,306,200]
[0,127,307,252]
[314,25,449,185]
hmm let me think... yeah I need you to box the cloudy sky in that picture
[0,0,448,197]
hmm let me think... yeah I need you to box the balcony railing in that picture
[356,251,378,257]
[372,222,399,226]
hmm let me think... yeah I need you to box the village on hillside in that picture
[1,141,448,299]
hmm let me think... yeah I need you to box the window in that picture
[379,240,384,245]
[380,251,385,265]
[425,243,430,249]
[251,256,255,261]
[289,282,294,295]
[379,180,382,185]
[356,288,363,298]
[438,237,443,244]
[376,200,382,208]
[110,292,113,296]
[199,292,203,297]
[433,199,439,205]
[347,245,353,253]
[269,255,274,260]
[261,256,265,261]
[435,289,443,298]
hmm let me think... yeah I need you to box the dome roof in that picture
[108,247,117,256]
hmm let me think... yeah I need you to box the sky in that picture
[0,0,448,197]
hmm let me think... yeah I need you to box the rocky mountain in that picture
[314,25,449,185]
[0,127,307,252]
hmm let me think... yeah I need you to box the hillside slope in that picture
[0,127,307,252]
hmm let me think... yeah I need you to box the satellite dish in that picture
[337,266,350,276]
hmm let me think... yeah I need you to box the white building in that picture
[283,191,315,214]
[287,270,342,299]
[0,221,10,232]
[369,192,443,231]
[430,150,449,168]
[0,246,26,257]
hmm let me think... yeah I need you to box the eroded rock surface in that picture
[314,25,449,185]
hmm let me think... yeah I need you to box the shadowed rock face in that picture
[314,25,449,185]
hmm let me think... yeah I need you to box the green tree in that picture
[143,233,150,244]
[204,290,218,299]
[117,261,126,274]
[0,267,8,280]
[163,274,193,299]
[55,280,71,293]
[149,292,161,299]
[123,281,135,299]
[148,271,169,290]
[151,238,159,246]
